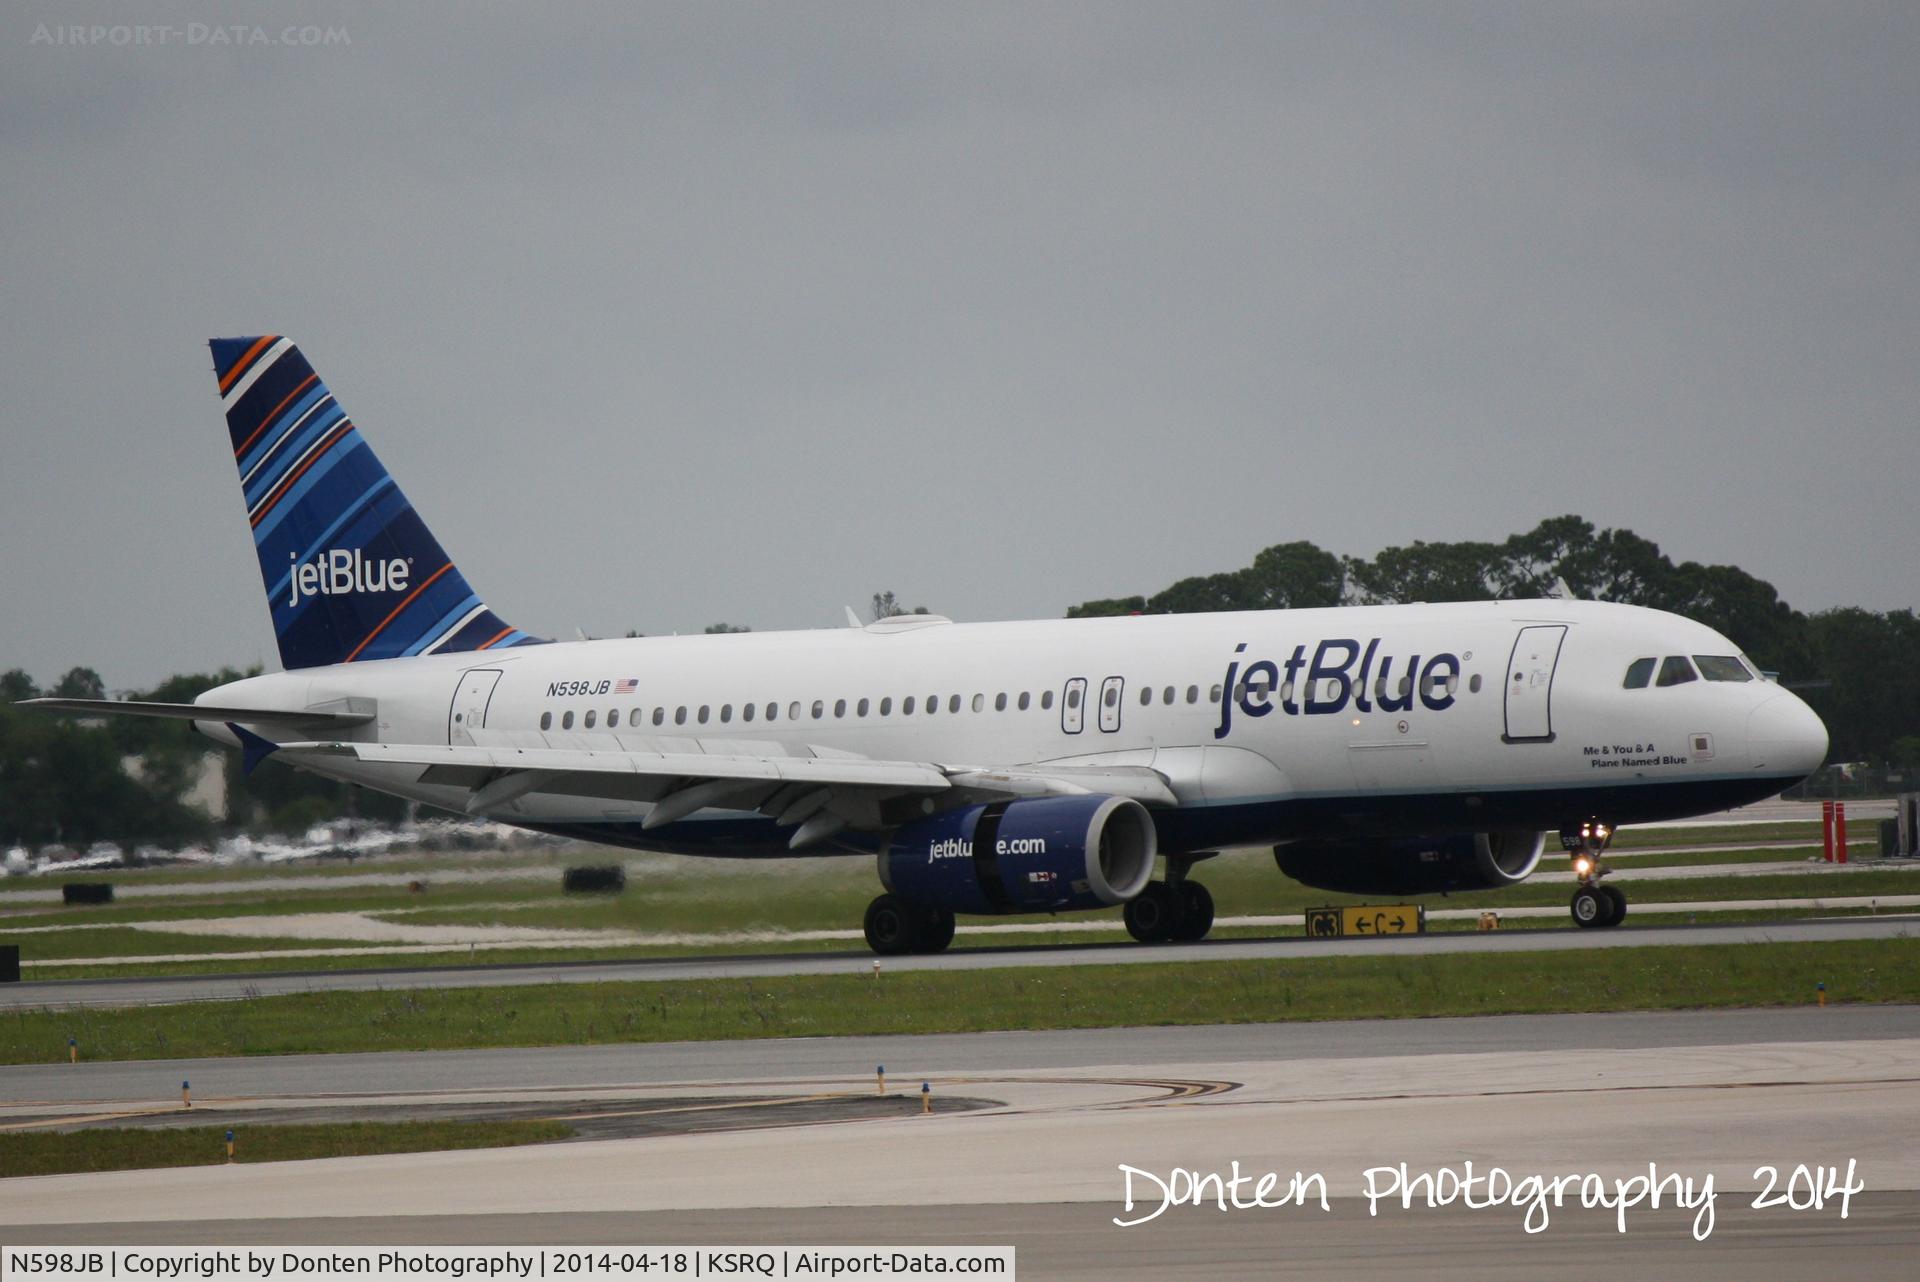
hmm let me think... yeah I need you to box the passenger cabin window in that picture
[1623,657,1656,689]
[584,710,596,729]
[949,694,961,713]
[903,696,916,715]
[1017,692,1030,711]
[607,709,619,728]
[561,711,574,730]
[540,712,552,730]
[1656,656,1698,687]
[1041,690,1055,710]
[1694,655,1753,683]
[653,708,666,726]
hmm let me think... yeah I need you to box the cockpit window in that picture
[1623,657,1656,689]
[1655,655,1698,687]
[1694,655,1753,683]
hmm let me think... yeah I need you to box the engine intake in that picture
[881,795,1157,914]
[1274,830,1546,896]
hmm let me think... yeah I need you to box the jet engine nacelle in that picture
[880,795,1157,915]
[1274,830,1547,896]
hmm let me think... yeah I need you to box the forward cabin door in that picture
[448,668,503,746]
[1502,626,1566,743]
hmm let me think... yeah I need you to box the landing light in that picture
[1573,856,1593,876]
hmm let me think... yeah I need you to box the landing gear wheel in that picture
[1124,881,1180,943]
[914,907,956,954]
[864,893,921,955]
[1171,882,1214,942]
[1600,884,1627,927]
[1570,885,1608,928]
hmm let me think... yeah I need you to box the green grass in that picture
[1609,822,1821,849]
[5,937,1914,1065]
[0,1120,572,1179]
[8,927,407,963]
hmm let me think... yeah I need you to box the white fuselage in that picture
[195,599,1828,857]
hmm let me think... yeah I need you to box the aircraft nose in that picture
[1747,691,1828,779]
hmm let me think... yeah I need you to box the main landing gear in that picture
[1123,854,1217,944]
[1564,820,1627,928]
[863,894,956,956]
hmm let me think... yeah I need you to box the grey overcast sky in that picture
[3,2,1916,690]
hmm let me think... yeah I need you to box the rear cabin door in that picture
[1502,626,1566,742]
[448,668,503,746]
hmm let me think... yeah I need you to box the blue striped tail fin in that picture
[209,336,542,670]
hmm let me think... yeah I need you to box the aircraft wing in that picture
[276,738,1175,848]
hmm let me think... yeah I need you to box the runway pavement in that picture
[4,913,1914,1011]
[5,1009,1918,1276]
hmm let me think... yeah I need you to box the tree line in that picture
[3,517,1911,846]
[0,665,403,848]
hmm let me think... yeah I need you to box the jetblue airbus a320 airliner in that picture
[32,337,1830,953]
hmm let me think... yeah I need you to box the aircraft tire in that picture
[915,907,956,954]
[1124,881,1179,943]
[1570,885,1607,928]
[1172,881,1215,942]
[864,893,922,955]
[1600,884,1627,927]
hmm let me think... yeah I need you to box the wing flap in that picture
[287,740,952,791]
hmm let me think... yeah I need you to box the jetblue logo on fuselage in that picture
[286,549,411,606]
[1215,638,1461,740]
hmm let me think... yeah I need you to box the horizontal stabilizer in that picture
[22,698,375,729]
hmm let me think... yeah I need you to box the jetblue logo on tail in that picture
[287,549,411,607]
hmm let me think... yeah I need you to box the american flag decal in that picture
[615,678,637,694]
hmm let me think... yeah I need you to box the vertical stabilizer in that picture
[210,336,541,669]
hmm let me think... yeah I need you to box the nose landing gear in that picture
[1564,821,1626,928]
